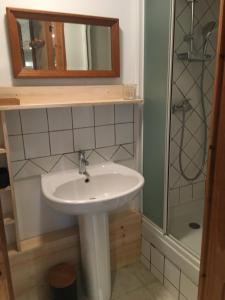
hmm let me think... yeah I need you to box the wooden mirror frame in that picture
[6,7,120,78]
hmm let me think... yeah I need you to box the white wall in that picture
[0,0,141,86]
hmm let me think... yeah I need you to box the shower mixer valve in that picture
[172,99,193,114]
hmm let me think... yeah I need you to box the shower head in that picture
[202,21,216,41]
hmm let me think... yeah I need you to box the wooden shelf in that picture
[3,214,15,226]
[0,148,6,154]
[0,85,144,110]
[7,244,18,256]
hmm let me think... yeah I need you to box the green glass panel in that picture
[143,0,172,228]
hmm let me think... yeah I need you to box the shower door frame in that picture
[162,0,176,235]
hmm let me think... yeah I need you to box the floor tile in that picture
[111,267,143,299]
[126,262,156,286]
[146,281,177,300]
[115,286,151,300]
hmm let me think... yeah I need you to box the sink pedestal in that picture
[79,213,111,300]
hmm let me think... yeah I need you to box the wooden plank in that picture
[0,85,143,110]
[0,148,6,154]
[0,201,14,299]
[3,214,15,226]
[9,210,141,299]
[198,0,225,298]
[1,112,21,251]
[0,99,20,106]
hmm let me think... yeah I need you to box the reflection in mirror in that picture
[17,19,112,71]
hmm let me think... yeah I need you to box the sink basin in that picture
[41,162,144,300]
[41,162,144,215]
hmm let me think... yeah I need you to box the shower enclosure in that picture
[144,0,219,258]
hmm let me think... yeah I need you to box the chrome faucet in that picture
[79,150,89,175]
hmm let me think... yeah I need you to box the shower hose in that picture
[178,59,208,181]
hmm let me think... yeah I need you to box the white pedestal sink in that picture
[41,162,144,300]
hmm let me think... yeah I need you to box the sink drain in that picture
[189,222,200,229]
[89,197,96,200]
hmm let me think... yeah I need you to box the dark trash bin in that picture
[48,263,77,300]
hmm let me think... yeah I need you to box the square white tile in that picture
[50,130,73,155]
[95,125,115,148]
[179,293,188,300]
[115,104,133,123]
[140,255,150,270]
[193,181,205,200]
[164,278,179,299]
[8,135,25,161]
[180,185,193,203]
[6,110,21,135]
[116,123,133,145]
[141,238,151,261]
[72,106,94,128]
[150,265,163,284]
[95,105,114,126]
[151,246,164,274]
[164,258,180,289]
[180,273,198,300]
[23,133,50,159]
[20,109,48,134]
[168,189,180,207]
[47,108,72,131]
[74,127,95,151]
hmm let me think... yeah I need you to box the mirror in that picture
[6,8,120,78]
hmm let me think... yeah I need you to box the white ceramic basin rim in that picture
[41,162,144,215]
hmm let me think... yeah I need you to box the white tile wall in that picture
[180,185,192,203]
[5,111,21,135]
[47,108,72,131]
[23,133,50,159]
[168,0,219,206]
[180,273,198,300]
[8,135,25,161]
[151,246,164,274]
[20,109,48,133]
[140,255,150,270]
[6,105,136,179]
[50,130,73,155]
[94,105,114,126]
[95,125,115,148]
[74,127,95,151]
[151,265,163,284]
[141,238,199,300]
[141,238,151,260]
[72,107,94,128]
[115,104,133,123]
[164,279,179,299]
[179,294,187,300]
[164,258,180,289]
[116,123,133,144]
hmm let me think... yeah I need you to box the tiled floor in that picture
[79,262,176,300]
[111,262,176,300]
[18,262,175,299]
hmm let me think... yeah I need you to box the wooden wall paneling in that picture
[9,210,141,299]
[198,0,225,299]
[0,200,14,299]
[0,112,21,251]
